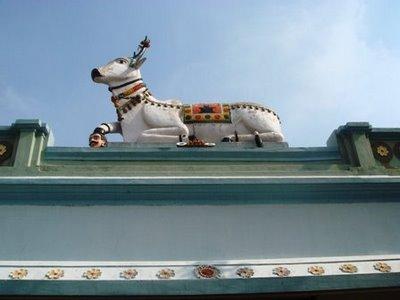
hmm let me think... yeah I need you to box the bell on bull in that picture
[90,36,284,148]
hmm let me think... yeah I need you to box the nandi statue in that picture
[90,37,284,148]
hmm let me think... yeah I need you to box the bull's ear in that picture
[133,57,146,69]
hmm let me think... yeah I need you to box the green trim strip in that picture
[44,146,341,162]
[0,274,399,296]
[1,177,400,205]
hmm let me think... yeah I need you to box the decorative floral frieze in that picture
[45,268,64,280]
[373,262,391,273]
[195,265,220,279]
[236,267,254,279]
[120,268,138,279]
[272,266,290,277]
[83,268,102,279]
[339,264,358,273]
[9,268,28,280]
[157,268,175,279]
[308,265,325,276]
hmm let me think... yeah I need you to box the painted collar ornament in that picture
[83,268,102,280]
[236,267,254,279]
[272,267,290,277]
[373,262,392,273]
[120,268,138,279]
[339,264,358,273]
[157,268,175,279]
[46,268,64,280]
[308,265,325,276]
[195,265,221,279]
[372,142,393,163]
[9,268,28,280]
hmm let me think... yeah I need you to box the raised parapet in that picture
[328,122,400,171]
[0,119,53,169]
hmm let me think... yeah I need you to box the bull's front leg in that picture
[89,122,122,148]
[137,126,189,144]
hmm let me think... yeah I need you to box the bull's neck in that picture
[109,78,146,98]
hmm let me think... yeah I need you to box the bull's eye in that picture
[118,59,125,64]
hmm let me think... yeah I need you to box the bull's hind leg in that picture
[137,126,189,143]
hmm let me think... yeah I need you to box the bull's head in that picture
[91,36,150,88]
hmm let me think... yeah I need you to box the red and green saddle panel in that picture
[183,103,231,124]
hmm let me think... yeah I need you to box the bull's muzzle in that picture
[91,68,102,81]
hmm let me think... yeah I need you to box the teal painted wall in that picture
[0,203,399,261]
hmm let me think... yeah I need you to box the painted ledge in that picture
[0,255,399,296]
[44,144,341,162]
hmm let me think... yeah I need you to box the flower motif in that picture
[46,268,64,280]
[308,265,325,276]
[377,145,389,157]
[120,268,138,279]
[236,267,254,279]
[372,142,393,163]
[272,266,290,277]
[0,144,6,156]
[157,268,175,279]
[339,264,358,273]
[83,268,102,279]
[195,265,220,279]
[9,268,28,280]
[373,262,391,273]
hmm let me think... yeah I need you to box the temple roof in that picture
[1,120,400,297]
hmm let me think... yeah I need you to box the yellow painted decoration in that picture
[183,103,231,124]
[377,145,389,157]
[0,144,6,156]
[9,269,28,280]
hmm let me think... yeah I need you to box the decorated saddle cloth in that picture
[182,103,231,124]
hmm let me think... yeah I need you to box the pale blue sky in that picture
[1,0,399,146]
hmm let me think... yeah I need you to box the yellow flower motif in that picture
[9,268,28,280]
[236,267,254,279]
[308,265,325,276]
[156,268,175,279]
[373,262,391,273]
[0,144,6,156]
[377,145,389,157]
[83,268,102,279]
[46,268,64,280]
[120,269,138,279]
[339,264,358,273]
[272,266,290,277]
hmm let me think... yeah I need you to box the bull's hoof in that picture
[255,133,263,147]
[221,137,233,143]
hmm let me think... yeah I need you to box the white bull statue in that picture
[89,37,284,148]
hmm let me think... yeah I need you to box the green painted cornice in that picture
[44,145,341,162]
[1,175,400,204]
[10,119,51,136]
